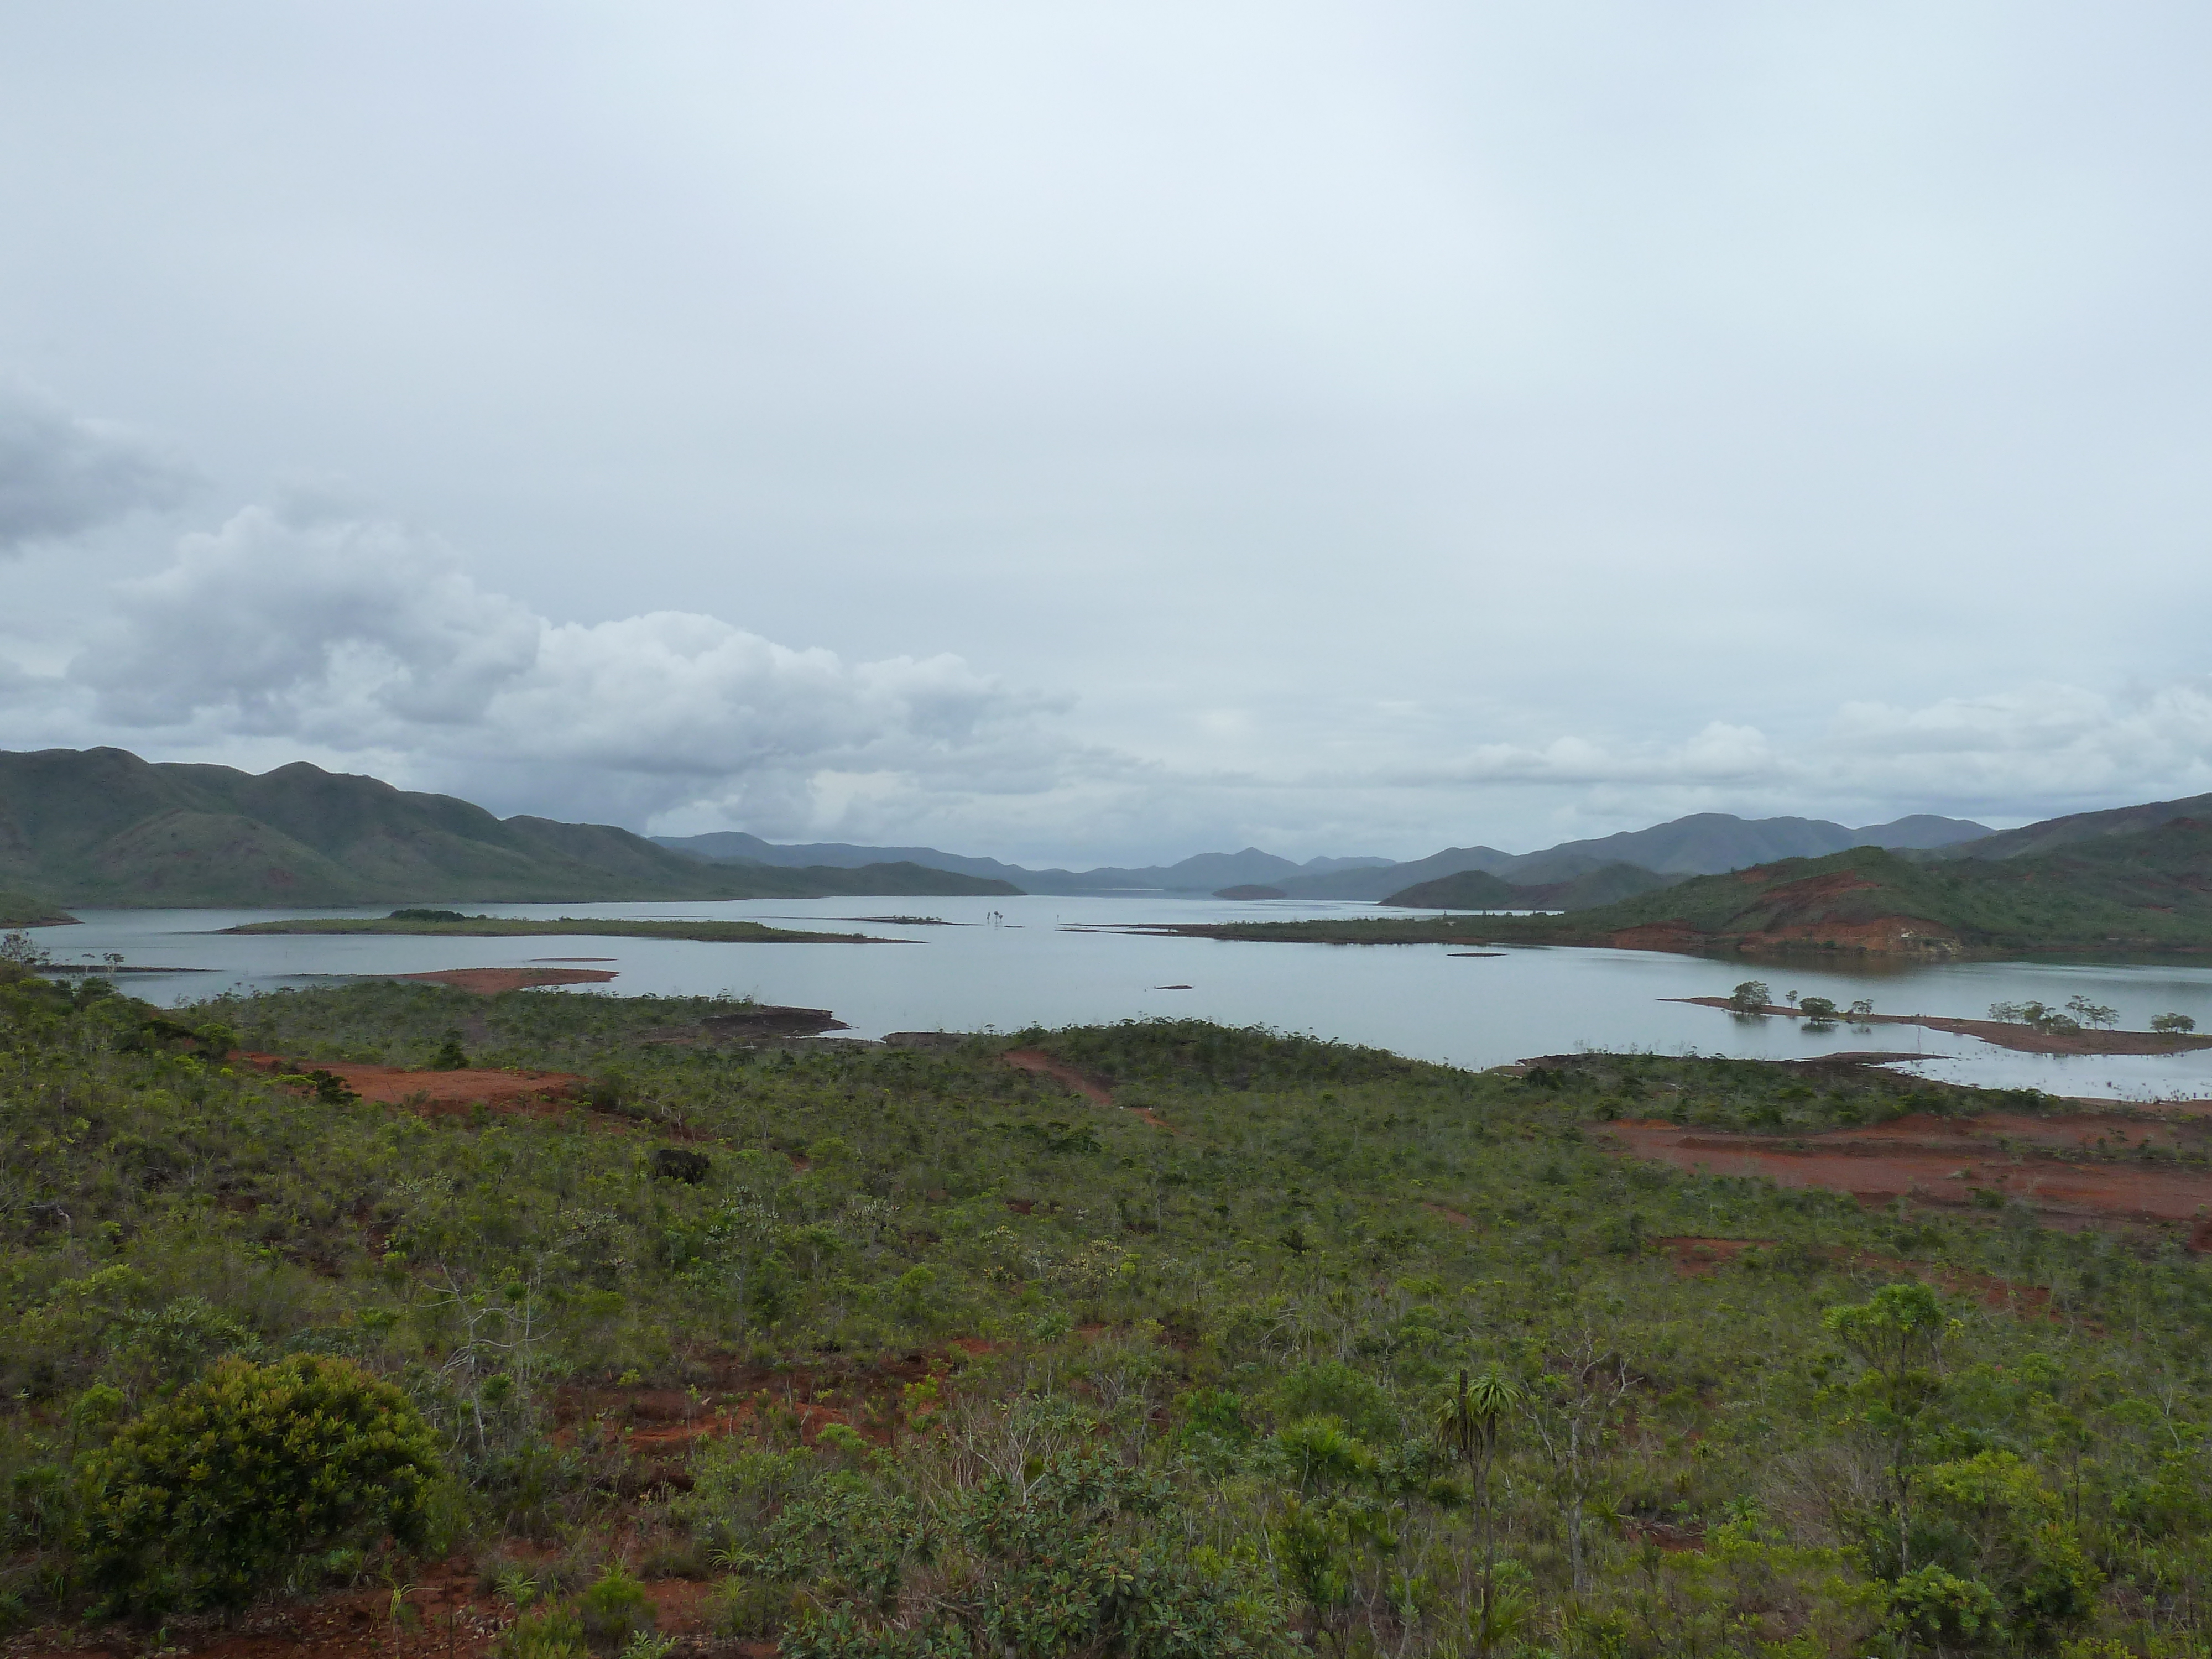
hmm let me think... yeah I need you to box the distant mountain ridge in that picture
[1921,792,2212,863]
[1165,816,2212,958]
[0,749,1017,909]
[659,812,1991,899]
[1,747,2015,915]
[654,833,1394,895]
[1271,812,1994,899]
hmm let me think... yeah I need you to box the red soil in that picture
[1422,1201,1473,1226]
[8,1552,744,1659]
[395,967,618,994]
[242,1053,585,1117]
[1001,1048,1177,1129]
[1655,1236,1767,1274]
[1651,1237,2062,1318]
[1604,1112,2212,1237]
[1004,1047,1113,1104]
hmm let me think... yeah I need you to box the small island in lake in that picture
[223,909,886,943]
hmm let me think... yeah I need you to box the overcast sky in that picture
[2,3,2209,864]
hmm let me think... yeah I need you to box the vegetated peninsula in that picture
[222,911,884,943]
[0,887,75,926]
[1147,814,2212,957]
[11,966,2212,1655]
[0,748,1021,910]
[1381,860,1676,911]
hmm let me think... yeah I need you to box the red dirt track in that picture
[1004,1047,1113,1104]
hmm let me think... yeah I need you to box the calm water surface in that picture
[28,895,2212,1100]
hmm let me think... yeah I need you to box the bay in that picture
[24,894,2212,1100]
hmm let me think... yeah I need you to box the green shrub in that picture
[705,1575,796,1640]
[577,1564,655,1653]
[498,1604,587,1659]
[80,1354,441,1615]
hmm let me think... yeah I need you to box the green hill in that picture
[0,748,1021,907]
[1173,818,2212,956]
[1928,790,2212,862]
[0,888,75,926]
[1384,860,1673,911]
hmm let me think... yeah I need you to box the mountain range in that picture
[654,810,1994,902]
[1166,799,2212,957]
[650,832,1391,895]
[0,748,1017,911]
[11,744,2199,929]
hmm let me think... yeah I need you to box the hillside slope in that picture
[1276,811,1993,899]
[0,748,1018,906]
[1172,819,2212,956]
[8,983,2211,1655]
[1384,861,1676,911]
[1493,822,2212,953]
[0,888,75,926]
[1930,791,2212,863]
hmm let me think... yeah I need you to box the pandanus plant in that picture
[1438,1367,1524,1657]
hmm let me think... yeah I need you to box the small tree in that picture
[2064,995,2118,1031]
[1989,1001,2080,1035]
[81,1354,442,1615]
[1825,1283,1952,1578]
[2150,1012,2196,1035]
[1527,1334,1634,1595]
[1726,980,1772,1014]
[1798,995,1840,1023]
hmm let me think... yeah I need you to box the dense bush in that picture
[79,1354,442,1614]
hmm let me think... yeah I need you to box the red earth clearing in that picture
[1003,1047,1113,1104]
[1651,1237,2062,1319]
[394,966,619,994]
[242,1053,586,1117]
[1605,1110,2212,1243]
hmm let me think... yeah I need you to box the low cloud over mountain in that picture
[49,498,1110,832]
[0,487,2203,860]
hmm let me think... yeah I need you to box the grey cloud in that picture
[0,382,190,555]
[66,505,1104,832]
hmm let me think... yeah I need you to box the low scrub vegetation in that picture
[5,964,2212,1656]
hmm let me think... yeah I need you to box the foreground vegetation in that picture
[8,967,2212,1657]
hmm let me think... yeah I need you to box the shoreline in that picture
[1670,995,2212,1057]
[219,916,893,943]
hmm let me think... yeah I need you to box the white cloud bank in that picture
[1,497,2207,858]
[0,381,190,555]
[54,499,1121,834]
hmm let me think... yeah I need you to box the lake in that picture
[24,894,2212,1100]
